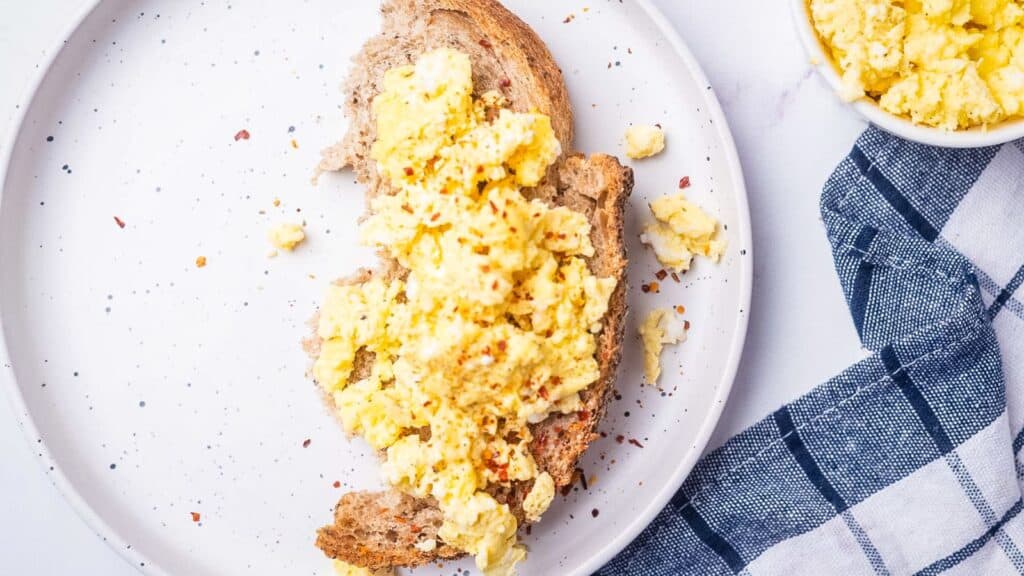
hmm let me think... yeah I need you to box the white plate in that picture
[0,1,750,575]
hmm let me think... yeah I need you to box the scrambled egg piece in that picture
[332,560,393,576]
[268,223,306,251]
[639,309,688,384]
[521,472,556,522]
[624,124,666,159]
[314,48,617,576]
[809,0,1024,130]
[640,193,726,273]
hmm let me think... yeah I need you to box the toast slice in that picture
[310,0,632,570]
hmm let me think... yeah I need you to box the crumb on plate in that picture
[624,124,666,159]
[640,192,725,272]
[639,308,687,384]
[268,222,306,251]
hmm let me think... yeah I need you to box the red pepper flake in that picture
[302,438,311,448]
[401,203,414,214]
[578,409,591,421]
[190,512,201,522]
[641,284,651,293]
[479,38,493,49]
[497,340,507,352]
[615,435,625,444]
[628,438,645,449]
[430,212,441,222]
[332,481,341,488]
[684,320,691,331]
[500,78,511,89]
[538,386,550,401]
[671,272,681,283]
[591,508,600,518]
[563,14,575,23]
[678,176,691,189]
[648,282,661,294]
[488,200,499,214]
[404,167,414,177]
[113,216,126,229]
[233,129,250,141]
[655,269,668,281]
[675,305,686,315]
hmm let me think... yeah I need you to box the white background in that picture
[0,0,867,573]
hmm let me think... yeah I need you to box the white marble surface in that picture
[0,0,868,573]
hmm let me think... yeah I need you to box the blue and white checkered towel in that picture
[599,127,1024,575]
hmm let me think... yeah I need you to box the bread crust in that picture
[311,1,631,570]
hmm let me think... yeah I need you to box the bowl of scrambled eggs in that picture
[793,0,1024,147]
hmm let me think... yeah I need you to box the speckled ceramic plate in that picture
[0,1,750,575]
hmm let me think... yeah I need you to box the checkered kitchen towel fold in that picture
[598,127,1024,576]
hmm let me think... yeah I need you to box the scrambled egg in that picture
[640,193,726,273]
[268,223,306,251]
[333,560,393,576]
[314,48,617,576]
[809,0,1024,130]
[624,124,666,159]
[639,309,688,384]
[521,471,555,522]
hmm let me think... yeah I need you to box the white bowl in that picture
[791,0,1024,148]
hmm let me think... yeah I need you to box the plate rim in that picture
[574,2,752,573]
[0,1,752,575]
[0,3,171,574]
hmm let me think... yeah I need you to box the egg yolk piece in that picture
[314,48,617,576]
[810,0,1024,130]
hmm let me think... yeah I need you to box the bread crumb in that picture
[195,256,207,268]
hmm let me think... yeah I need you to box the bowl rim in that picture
[790,0,1024,148]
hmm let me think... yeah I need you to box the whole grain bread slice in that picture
[310,0,632,570]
